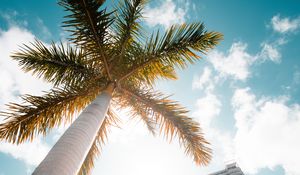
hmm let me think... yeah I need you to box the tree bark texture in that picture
[33,92,111,175]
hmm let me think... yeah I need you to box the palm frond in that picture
[59,0,112,47]
[112,0,146,63]
[146,23,223,67]
[129,61,177,86]
[59,0,113,80]
[0,82,104,144]
[119,86,211,165]
[12,40,97,87]
[115,91,156,135]
[119,23,223,81]
[115,44,177,86]
[78,107,120,175]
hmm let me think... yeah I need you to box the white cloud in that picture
[271,15,300,34]
[192,68,235,173]
[232,88,300,175]
[192,67,214,91]
[0,26,51,106]
[0,139,50,166]
[0,24,52,167]
[207,40,286,81]
[143,0,187,29]
[192,91,235,174]
[0,70,18,105]
[207,42,256,81]
[260,43,281,63]
[0,11,28,28]
[194,93,221,129]
[207,14,300,81]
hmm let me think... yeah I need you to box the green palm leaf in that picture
[114,43,178,86]
[119,23,223,82]
[59,0,113,80]
[12,40,97,86]
[59,0,112,48]
[112,0,145,60]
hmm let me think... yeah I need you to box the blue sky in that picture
[0,0,300,175]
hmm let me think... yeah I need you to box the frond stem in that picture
[117,54,157,83]
[82,0,112,81]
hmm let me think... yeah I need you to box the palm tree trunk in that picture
[33,91,112,175]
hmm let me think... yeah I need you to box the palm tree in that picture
[0,0,222,174]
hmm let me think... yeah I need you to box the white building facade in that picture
[209,163,244,175]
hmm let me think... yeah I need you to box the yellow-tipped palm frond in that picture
[115,44,178,86]
[0,80,105,144]
[118,85,211,165]
[115,91,157,135]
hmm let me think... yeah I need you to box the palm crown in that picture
[0,0,222,174]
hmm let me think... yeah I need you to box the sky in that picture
[0,0,300,175]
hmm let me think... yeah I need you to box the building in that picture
[209,162,244,175]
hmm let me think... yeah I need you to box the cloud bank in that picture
[232,88,300,175]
